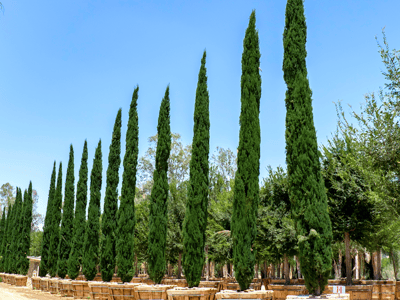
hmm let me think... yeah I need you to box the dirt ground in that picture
[0,282,74,300]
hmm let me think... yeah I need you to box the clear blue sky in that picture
[1,0,399,219]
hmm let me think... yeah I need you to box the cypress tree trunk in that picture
[345,232,352,285]
[100,110,122,282]
[39,162,57,276]
[83,140,102,281]
[148,86,171,284]
[232,10,261,291]
[10,188,23,274]
[183,51,210,288]
[284,254,290,285]
[283,0,333,295]
[20,183,33,275]
[117,87,139,283]
[57,145,75,279]
[68,141,89,279]
[48,163,63,277]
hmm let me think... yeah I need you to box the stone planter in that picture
[31,277,41,290]
[222,282,261,291]
[9,274,16,285]
[15,275,28,287]
[267,284,307,300]
[40,277,50,291]
[346,285,373,300]
[111,276,122,283]
[199,281,221,290]
[162,279,188,287]
[215,289,273,300]
[108,282,141,300]
[135,284,176,300]
[59,280,74,297]
[49,278,60,294]
[88,281,110,300]
[72,280,91,299]
[287,294,349,300]
[130,277,142,283]
[167,287,218,300]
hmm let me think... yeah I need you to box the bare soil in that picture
[0,282,74,300]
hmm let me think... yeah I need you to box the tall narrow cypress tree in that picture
[20,182,33,275]
[232,10,261,291]
[2,204,13,273]
[48,162,63,277]
[83,140,102,281]
[58,145,75,279]
[0,207,6,272]
[182,52,210,288]
[10,188,23,274]
[68,141,89,279]
[100,110,122,282]
[283,0,332,295]
[0,208,5,271]
[148,86,171,284]
[40,162,57,276]
[117,87,139,283]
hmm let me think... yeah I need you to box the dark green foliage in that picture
[48,162,63,277]
[0,208,5,271]
[283,0,333,294]
[1,204,12,273]
[20,183,33,275]
[10,188,23,274]
[83,140,102,281]
[57,145,75,279]
[232,11,261,291]
[68,141,89,279]
[117,87,139,283]
[182,52,210,287]
[0,207,6,264]
[39,162,57,276]
[100,110,122,282]
[148,87,171,284]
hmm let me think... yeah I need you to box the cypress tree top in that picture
[83,140,102,281]
[117,86,139,283]
[148,86,171,284]
[232,10,261,291]
[58,145,75,279]
[40,162,57,276]
[182,51,210,288]
[283,0,333,295]
[101,110,122,282]
[68,141,88,280]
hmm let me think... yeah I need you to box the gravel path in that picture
[0,282,73,300]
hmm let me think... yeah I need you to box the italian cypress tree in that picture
[48,162,63,277]
[148,86,171,284]
[100,110,122,282]
[117,87,139,283]
[83,140,102,281]
[182,52,210,288]
[40,162,57,276]
[20,182,33,275]
[283,0,332,295]
[57,145,75,279]
[232,10,261,291]
[10,188,23,274]
[2,204,12,273]
[0,208,5,271]
[68,141,89,279]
